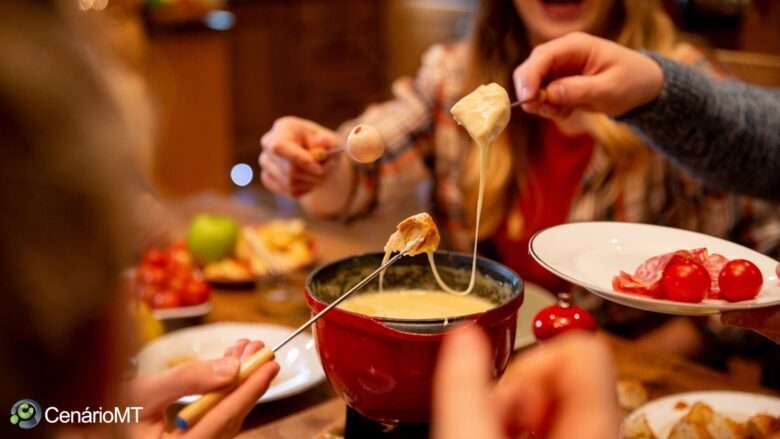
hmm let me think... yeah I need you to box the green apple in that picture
[186,214,239,263]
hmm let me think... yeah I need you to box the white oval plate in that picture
[530,222,780,315]
[514,282,556,349]
[623,391,780,438]
[152,302,211,320]
[135,322,325,404]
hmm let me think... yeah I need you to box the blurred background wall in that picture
[93,0,780,198]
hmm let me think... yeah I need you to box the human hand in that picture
[127,339,279,439]
[513,32,664,119]
[722,306,780,345]
[433,327,619,439]
[259,116,339,197]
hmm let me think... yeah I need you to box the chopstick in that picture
[174,240,420,430]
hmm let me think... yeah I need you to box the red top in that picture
[494,121,595,293]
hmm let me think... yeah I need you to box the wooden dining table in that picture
[164,192,778,438]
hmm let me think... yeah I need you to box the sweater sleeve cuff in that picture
[617,51,710,131]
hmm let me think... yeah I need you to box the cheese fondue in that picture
[450,83,511,149]
[428,83,510,295]
[376,83,511,297]
[339,289,494,319]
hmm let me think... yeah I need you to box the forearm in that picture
[619,53,780,200]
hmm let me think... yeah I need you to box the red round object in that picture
[305,252,523,424]
[138,266,167,287]
[152,290,181,309]
[181,279,211,306]
[532,294,597,341]
[661,260,710,303]
[719,259,763,302]
[143,249,169,268]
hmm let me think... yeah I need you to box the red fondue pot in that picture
[305,251,523,424]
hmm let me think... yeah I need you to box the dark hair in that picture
[0,2,137,437]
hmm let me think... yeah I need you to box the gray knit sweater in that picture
[619,53,780,200]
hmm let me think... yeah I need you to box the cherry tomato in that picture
[167,242,194,269]
[138,266,167,287]
[166,272,191,294]
[661,260,710,303]
[152,290,181,309]
[142,249,169,268]
[180,279,210,306]
[532,293,597,341]
[719,259,763,302]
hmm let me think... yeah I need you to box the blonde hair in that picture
[462,0,678,237]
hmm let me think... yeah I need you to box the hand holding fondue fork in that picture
[175,234,425,430]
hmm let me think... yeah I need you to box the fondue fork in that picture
[510,89,547,109]
[175,238,422,430]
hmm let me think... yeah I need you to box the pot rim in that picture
[305,250,523,325]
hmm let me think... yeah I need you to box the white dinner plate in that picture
[514,282,556,349]
[623,391,780,438]
[152,302,212,320]
[135,322,325,404]
[529,222,780,315]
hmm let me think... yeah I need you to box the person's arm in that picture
[619,53,780,200]
[513,32,780,200]
[260,44,455,219]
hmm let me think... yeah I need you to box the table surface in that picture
[165,193,777,438]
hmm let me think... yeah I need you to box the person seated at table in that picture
[260,0,780,362]
[0,3,278,438]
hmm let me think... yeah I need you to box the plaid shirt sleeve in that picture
[336,45,457,219]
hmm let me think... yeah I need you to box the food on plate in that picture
[661,259,711,303]
[746,414,780,437]
[346,124,384,164]
[668,402,744,439]
[203,218,315,282]
[203,259,252,282]
[532,293,597,341]
[613,249,763,303]
[719,260,764,302]
[622,414,656,439]
[338,289,493,319]
[617,379,649,411]
[136,243,211,309]
[622,401,780,439]
[186,214,239,263]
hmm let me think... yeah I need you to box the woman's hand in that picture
[722,306,780,345]
[433,327,619,439]
[513,32,664,119]
[259,116,339,197]
[127,339,279,439]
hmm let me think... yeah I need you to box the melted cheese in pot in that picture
[339,289,494,319]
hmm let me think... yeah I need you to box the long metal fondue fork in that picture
[175,239,421,430]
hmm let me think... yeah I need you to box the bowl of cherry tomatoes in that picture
[134,242,212,321]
